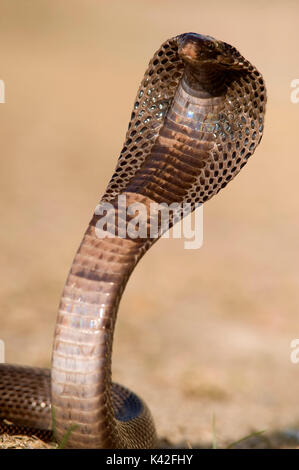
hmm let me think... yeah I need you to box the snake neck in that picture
[51,193,156,448]
[181,63,228,98]
[50,77,232,449]
[125,79,226,206]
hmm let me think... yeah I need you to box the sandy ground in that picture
[0,0,299,448]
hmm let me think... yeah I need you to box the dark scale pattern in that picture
[0,33,266,449]
[104,34,265,216]
[103,38,184,202]
[0,364,52,438]
[182,69,266,205]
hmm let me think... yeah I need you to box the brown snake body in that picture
[0,33,266,448]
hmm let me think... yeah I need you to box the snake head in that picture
[178,33,248,71]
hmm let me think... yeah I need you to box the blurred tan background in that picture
[0,0,298,448]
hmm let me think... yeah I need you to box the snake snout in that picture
[178,33,218,64]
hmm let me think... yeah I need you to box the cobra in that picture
[0,33,266,448]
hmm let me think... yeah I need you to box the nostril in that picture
[178,41,198,61]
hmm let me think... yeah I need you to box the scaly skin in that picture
[0,33,266,448]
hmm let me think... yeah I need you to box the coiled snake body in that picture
[0,33,266,448]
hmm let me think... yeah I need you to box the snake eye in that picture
[207,42,215,50]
